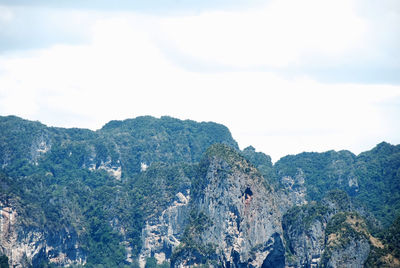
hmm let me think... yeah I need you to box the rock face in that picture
[276,169,308,216]
[0,201,86,267]
[174,144,285,267]
[282,191,383,268]
[139,190,190,267]
[1,116,399,267]
[325,238,370,268]
[283,203,330,267]
[322,213,372,268]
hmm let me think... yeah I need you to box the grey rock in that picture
[325,238,370,268]
[139,190,190,267]
[0,201,86,267]
[276,169,308,215]
[185,145,285,267]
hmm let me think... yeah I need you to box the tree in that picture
[0,255,9,268]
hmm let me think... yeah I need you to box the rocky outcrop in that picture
[87,157,122,180]
[1,115,399,267]
[283,191,383,267]
[283,203,330,267]
[321,213,372,268]
[139,190,190,267]
[0,201,86,267]
[173,144,285,267]
[276,169,308,215]
[30,133,52,165]
[325,238,370,268]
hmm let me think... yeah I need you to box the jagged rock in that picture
[0,201,86,267]
[139,190,190,267]
[325,239,370,268]
[1,116,399,267]
[321,213,373,268]
[174,144,285,267]
[283,192,384,268]
[283,203,330,267]
[276,169,308,215]
[30,133,51,165]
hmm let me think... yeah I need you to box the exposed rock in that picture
[1,115,399,268]
[322,213,372,268]
[30,133,51,165]
[283,193,383,268]
[97,160,122,180]
[139,190,190,267]
[85,150,122,180]
[276,169,308,215]
[0,201,86,267]
[174,144,284,267]
[325,236,370,268]
[283,203,330,268]
[347,176,359,194]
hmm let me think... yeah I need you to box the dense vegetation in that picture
[170,211,217,267]
[0,115,236,267]
[1,115,399,267]
[0,255,8,268]
[275,143,400,227]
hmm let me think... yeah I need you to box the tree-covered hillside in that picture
[274,142,400,227]
[0,115,399,267]
[0,115,237,267]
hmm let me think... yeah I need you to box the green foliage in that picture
[0,255,9,268]
[1,115,400,267]
[325,212,367,239]
[321,212,369,267]
[283,202,331,231]
[385,215,400,259]
[322,189,352,211]
[99,116,238,176]
[275,143,400,227]
[144,257,169,268]
[275,150,356,201]
[129,162,192,218]
[355,143,400,226]
[365,214,400,266]
[282,202,331,255]
[241,146,275,183]
[0,115,239,266]
[204,144,243,167]
[192,144,268,198]
[170,211,216,266]
[144,257,158,268]
[37,260,57,268]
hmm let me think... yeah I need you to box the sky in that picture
[0,0,399,162]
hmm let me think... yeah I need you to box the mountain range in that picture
[0,115,399,267]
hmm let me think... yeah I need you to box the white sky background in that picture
[0,0,399,162]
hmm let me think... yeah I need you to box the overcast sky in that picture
[0,0,399,162]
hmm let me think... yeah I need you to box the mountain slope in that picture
[274,142,400,226]
[0,115,238,267]
[0,115,399,267]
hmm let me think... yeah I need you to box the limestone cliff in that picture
[0,200,86,267]
[282,191,388,268]
[138,190,190,267]
[276,169,308,216]
[172,144,285,267]
[1,116,399,267]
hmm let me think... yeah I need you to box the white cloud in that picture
[0,5,96,52]
[156,0,367,69]
[0,6,13,22]
[0,2,400,161]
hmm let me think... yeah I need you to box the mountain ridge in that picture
[0,115,399,267]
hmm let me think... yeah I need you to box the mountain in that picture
[0,115,399,267]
